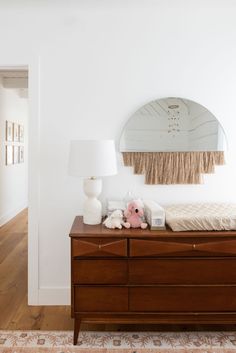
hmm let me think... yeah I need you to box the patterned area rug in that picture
[1,330,236,352]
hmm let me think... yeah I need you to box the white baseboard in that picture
[38,287,70,305]
[0,201,28,226]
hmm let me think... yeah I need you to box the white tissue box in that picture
[143,200,166,230]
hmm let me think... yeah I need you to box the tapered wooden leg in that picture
[73,317,81,345]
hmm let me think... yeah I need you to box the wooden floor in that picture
[0,209,73,331]
[1,210,235,331]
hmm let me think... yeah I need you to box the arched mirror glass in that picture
[120,97,227,152]
[120,97,227,184]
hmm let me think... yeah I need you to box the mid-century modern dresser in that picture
[70,216,236,345]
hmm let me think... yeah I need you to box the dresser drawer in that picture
[72,238,127,257]
[129,259,236,284]
[129,238,236,257]
[74,286,128,312]
[130,286,236,312]
[72,259,128,284]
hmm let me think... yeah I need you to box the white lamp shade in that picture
[68,140,117,177]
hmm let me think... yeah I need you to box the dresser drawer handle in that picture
[98,244,102,250]
[192,244,196,250]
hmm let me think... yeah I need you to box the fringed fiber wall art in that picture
[120,97,227,185]
[122,151,225,185]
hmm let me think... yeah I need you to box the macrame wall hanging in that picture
[120,98,227,185]
[122,151,225,185]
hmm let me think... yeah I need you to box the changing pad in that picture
[165,203,236,231]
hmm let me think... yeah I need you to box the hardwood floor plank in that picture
[0,236,28,328]
[8,298,45,330]
[40,307,74,330]
[0,210,74,331]
[0,209,28,236]
[0,233,27,264]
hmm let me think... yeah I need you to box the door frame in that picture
[0,57,41,305]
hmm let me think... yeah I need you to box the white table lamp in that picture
[68,140,117,225]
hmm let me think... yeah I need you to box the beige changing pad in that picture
[165,203,236,231]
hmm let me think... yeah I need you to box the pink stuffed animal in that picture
[124,200,148,229]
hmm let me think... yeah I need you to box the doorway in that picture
[0,66,74,330]
[0,68,28,226]
[0,67,29,328]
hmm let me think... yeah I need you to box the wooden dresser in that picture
[70,216,236,345]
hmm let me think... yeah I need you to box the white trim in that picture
[28,58,41,305]
[0,202,28,227]
[0,58,41,305]
[38,287,70,305]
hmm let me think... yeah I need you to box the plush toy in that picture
[123,200,148,229]
[103,209,125,229]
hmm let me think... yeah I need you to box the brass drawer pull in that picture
[98,244,102,250]
[192,244,196,250]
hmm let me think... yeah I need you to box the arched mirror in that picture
[120,97,227,184]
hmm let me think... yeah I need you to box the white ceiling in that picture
[0,70,28,97]
[0,70,28,78]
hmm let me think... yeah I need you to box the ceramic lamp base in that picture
[83,178,102,225]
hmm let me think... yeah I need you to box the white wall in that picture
[0,0,236,304]
[0,79,28,225]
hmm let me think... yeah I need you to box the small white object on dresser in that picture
[143,200,166,230]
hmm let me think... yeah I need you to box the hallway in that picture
[0,210,73,330]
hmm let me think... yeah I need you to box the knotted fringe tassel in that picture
[122,151,225,185]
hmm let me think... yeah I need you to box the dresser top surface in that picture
[69,216,236,238]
